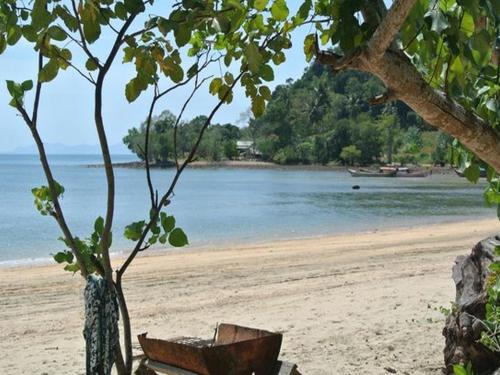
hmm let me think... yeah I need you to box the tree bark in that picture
[443,236,500,374]
[356,50,500,172]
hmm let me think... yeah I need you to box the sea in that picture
[0,154,497,265]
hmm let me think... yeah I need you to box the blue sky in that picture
[0,1,314,153]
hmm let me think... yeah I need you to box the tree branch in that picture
[15,50,88,277]
[70,0,101,69]
[357,50,500,171]
[32,51,43,125]
[116,71,244,281]
[366,0,418,60]
[93,12,139,286]
[173,74,211,170]
[314,34,362,70]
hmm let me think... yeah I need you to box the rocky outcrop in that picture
[443,236,500,374]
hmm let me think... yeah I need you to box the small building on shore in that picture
[236,140,262,159]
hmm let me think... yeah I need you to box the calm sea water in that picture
[0,154,496,265]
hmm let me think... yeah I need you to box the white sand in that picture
[0,219,498,374]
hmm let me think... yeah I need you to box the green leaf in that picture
[245,42,262,74]
[124,0,146,14]
[259,85,272,100]
[463,163,480,183]
[224,72,234,85]
[48,26,67,41]
[452,364,468,375]
[218,84,233,103]
[271,0,289,21]
[55,5,78,32]
[39,59,60,83]
[94,216,104,236]
[115,2,127,19]
[168,228,188,247]
[303,33,316,61]
[251,95,266,117]
[64,263,80,273]
[0,35,7,54]
[160,212,175,232]
[174,25,191,47]
[7,25,22,45]
[22,25,38,43]
[85,58,99,71]
[124,220,145,241]
[209,77,223,95]
[125,78,140,102]
[80,5,101,44]
[21,80,33,91]
[272,51,286,65]
[83,21,101,44]
[254,0,269,11]
[169,64,184,83]
[6,80,22,98]
[259,64,274,81]
[53,251,74,264]
[297,0,312,20]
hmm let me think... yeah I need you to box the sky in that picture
[0,1,314,153]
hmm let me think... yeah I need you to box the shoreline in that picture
[86,159,458,174]
[1,215,495,270]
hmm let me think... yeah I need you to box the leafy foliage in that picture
[123,111,242,164]
[0,0,300,279]
[32,181,64,216]
[54,216,109,274]
[340,145,361,165]
[247,65,439,165]
[453,362,474,375]
[478,245,500,352]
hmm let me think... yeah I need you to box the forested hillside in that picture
[124,64,452,166]
[244,63,451,165]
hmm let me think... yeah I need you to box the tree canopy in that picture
[247,65,444,165]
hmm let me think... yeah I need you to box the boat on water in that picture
[455,168,487,178]
[348,167,430,178]
[348,169,397,177]
[396,170,431,177]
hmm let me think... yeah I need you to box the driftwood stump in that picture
[443,236,500,374]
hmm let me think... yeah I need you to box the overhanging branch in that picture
[366,0,418,60]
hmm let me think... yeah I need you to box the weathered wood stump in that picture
[443,236,500,374]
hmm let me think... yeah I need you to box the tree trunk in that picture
[443,236,500,374]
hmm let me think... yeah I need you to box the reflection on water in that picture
[0,154,496,263]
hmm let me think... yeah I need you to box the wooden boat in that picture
[380,166,430,177]
[138,323,283,375]
[348,168,397,177]
[455,168,487,178]
[396,170,430,177]
[380,166,407,173]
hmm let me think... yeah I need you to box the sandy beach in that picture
[0,219,498,375]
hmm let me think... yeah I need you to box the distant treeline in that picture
[123,112,242,166]
[124,64,453,166]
